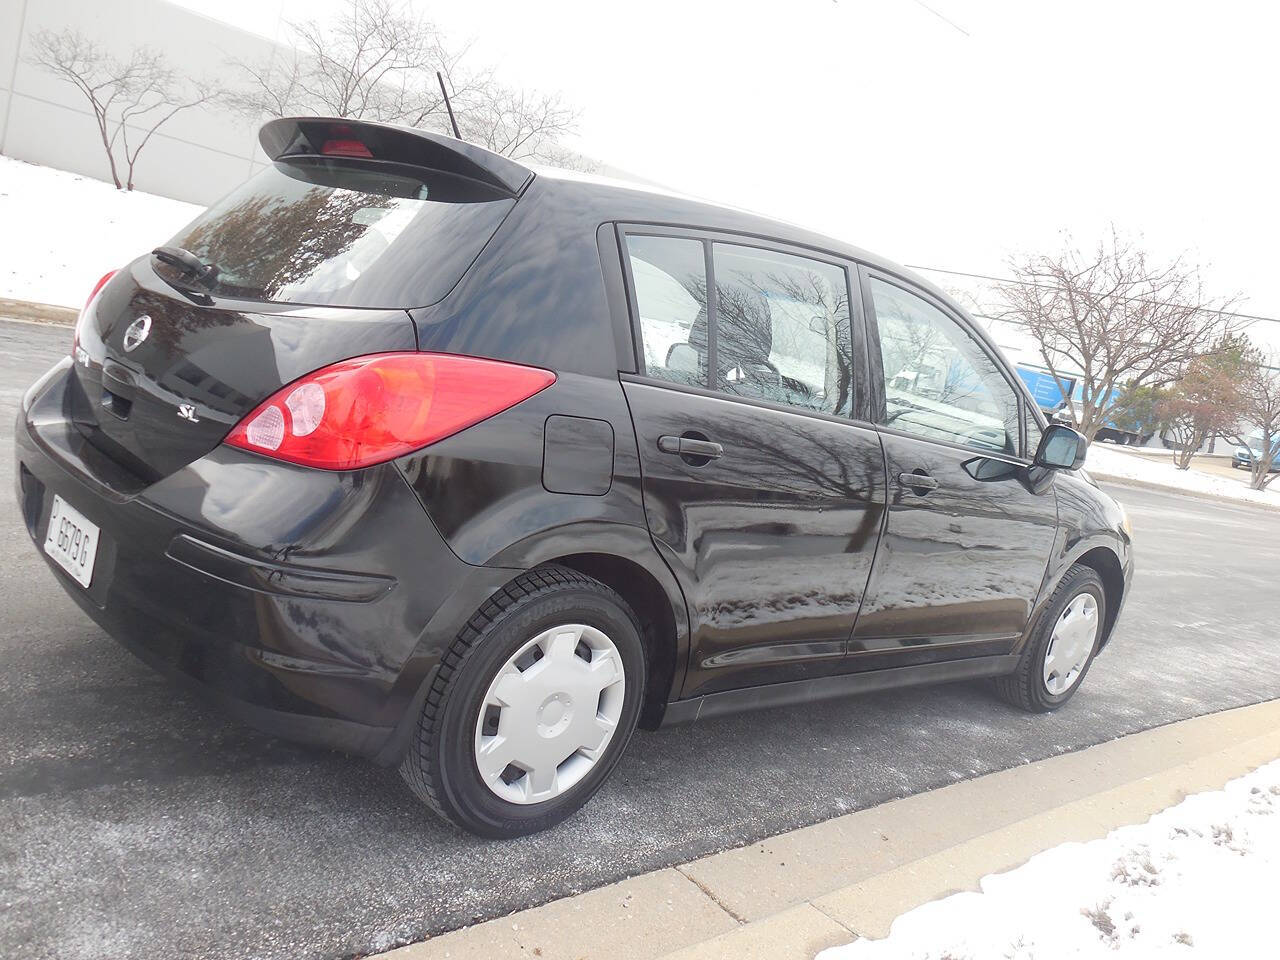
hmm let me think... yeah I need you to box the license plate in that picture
[44,495,99,588]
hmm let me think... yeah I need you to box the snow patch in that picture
[1086,443,1277,507]
[0,156,204,308]
[819,757,1280,959]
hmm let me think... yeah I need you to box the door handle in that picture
[658,435,724,460]
[898,471,939,492]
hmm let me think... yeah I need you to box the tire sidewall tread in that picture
[996,564,1106,714]
[399,565,646,838]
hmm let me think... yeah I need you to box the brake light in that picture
[321,139,374,158]
[318,123,373,158]
[73,269,118,356]
[224,352,556,470]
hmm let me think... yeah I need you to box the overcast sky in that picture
[176,0,1280,344]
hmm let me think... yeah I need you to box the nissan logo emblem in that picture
[122,315,152,352]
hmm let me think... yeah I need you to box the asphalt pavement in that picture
[2,318,1279,960]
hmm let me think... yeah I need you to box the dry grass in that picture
[1110,846,1162,887]
[1081,899,1118,943]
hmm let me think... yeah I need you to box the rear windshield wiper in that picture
[151,246,221,295]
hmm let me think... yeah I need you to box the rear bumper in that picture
[16,359,515,760]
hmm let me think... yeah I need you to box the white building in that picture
[1,0,287,204]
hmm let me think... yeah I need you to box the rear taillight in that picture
[224,352,556,471]
[73,269,118,357]
[84,270,117,309]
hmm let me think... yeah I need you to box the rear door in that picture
[617,228,888,698]
[850,269,1058,668]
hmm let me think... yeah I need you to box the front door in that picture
[618,230,887,697]
[850,271,1059,669]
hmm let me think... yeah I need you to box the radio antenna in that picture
[437,71,462,139]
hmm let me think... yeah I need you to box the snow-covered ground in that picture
[819,758,1280,959]
[1086,442,1277,507]
[0,156,203,308]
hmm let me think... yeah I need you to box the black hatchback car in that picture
[17,117,1132,837]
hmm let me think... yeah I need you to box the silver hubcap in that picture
[1043,592,1100,695]
[473,623,626,805]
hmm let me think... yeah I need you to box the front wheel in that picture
[994,565,1106,712]
[399,566,646,837]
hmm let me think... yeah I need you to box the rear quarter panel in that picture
[394,353,690,705]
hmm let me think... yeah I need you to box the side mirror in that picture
[1035,423,1088,470]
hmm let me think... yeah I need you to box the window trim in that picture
[618,370,883,435]
[617,222,872,425]
[599,223,639,374]
[861,266,1032,460]
[1023,399,1040,461]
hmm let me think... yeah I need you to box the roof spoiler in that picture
[259,117,534,196]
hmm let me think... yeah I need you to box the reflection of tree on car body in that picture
[878,282,1018,456]
[884,387,1011,454]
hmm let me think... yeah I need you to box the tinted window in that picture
[163,158,515,309]
[625,235,707,387]
[712,245,853,416]
[870,278,1019,455]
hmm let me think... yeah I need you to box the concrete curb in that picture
[0,297,76,325]
[372,698,1280,960]
[1093,472,1280,513]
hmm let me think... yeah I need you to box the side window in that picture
[625,235,708,387]
[869,277,1020,456]
[711,244,853,417]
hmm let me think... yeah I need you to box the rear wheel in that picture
[995,565,1106,713]
[400,566,646,837]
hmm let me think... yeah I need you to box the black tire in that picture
[399,565,646,838]
[994,564,1106,713]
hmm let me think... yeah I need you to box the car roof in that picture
[256,117,962,317]
[528,163,954,304]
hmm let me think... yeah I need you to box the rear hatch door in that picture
[72,268,417,481]
[70,122,524,484]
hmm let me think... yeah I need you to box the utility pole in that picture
[437,71,461,139]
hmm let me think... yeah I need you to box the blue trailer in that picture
[1015,365,1150,445]
[1015,365,1075,415]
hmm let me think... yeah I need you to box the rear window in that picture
[161,158,516,309]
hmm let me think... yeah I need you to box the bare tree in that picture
[226,0,583,165]
[1228,358,1280,490]
[996,228,1239,441]
[29,29,219,190]
[454,82,579,162]
[226,0,453,123]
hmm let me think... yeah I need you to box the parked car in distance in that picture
[16,118,1134,837]
[1232,432,1280,470]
